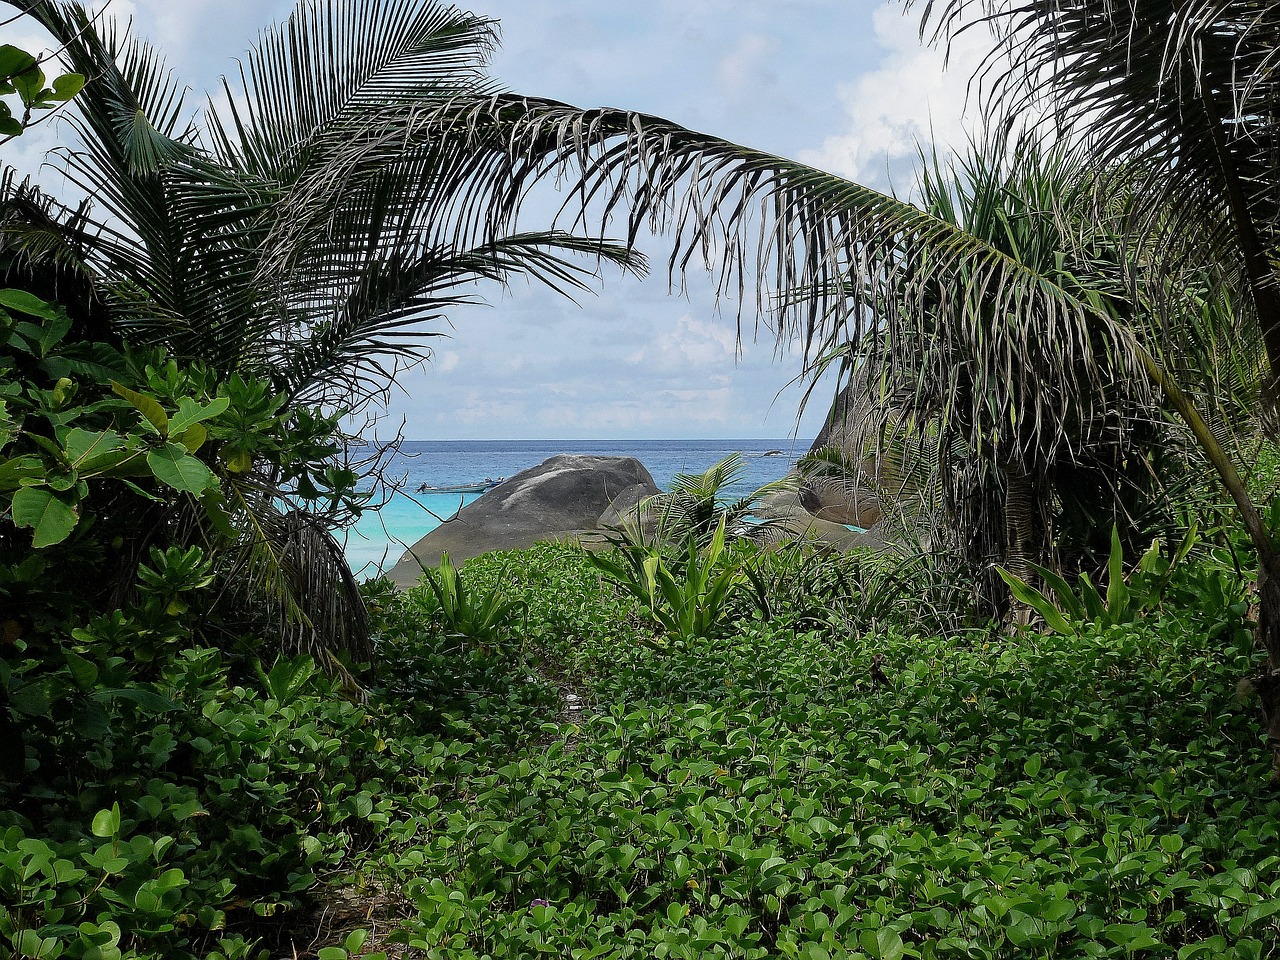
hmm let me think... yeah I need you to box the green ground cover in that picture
[6,540,1278,959]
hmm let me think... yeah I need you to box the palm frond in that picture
[219,479,371,667]
[911,0,1280,377]
[301,93,1146,463]
[204,0,500,178]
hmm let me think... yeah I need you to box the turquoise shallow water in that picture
[342,438,807,579]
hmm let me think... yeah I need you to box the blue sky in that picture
[8,1,989,440]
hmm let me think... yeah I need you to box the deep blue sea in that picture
[342,438,809,578]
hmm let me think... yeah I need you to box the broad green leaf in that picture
[49,72,84,101]
[9,680,49,716]
[27,433,64,461]
[1078,573,1106,620]
[997,568,1074,636]
[64,427,127,471]
[0,45,37,79]
[0,454,44,492]
[10,486,79,547]
[45,468,78,492]
[174,422,208,455]
[223,448,252,473]
[1041,898,1077,923]
[1105,525,1128,614]
[16,929,59,960]
[168,395,230,435]
[11,65,44,104]
[147,442,216,494]
[642,554,660,609]
[0,287,58,319]
[91,804,121,838]
[64,650,99,690]
[1173,521,1199,565]
[89,688,180,712]
[199,489,236,538]
[1138,538,1164,575]
[40,313,72,357]
[111,382,168,435]
[860,927,905,960]
[0,400,13,447]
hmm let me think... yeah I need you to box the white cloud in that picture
[798,3,998,189]
[625,314,738,372]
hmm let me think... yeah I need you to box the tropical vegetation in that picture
[3,0,1280,957]
[378,0,1280,771]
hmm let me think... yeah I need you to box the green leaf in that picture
[200,489,236,538]
[10,486,79,547]
[49,72,85,101]
[0,45,38,80]
[1105,525,1129,615]
[64,427,128,472]
[64,650,99,690]
[27,314,73,359]
[9,680,49,716]
[11,65,45,104]
[147,442,216,494]
[223,448,252,473]
[860,927,905,960]
[174,422,208,455]
[997,568,1074,636]
[15,929,59,960]
[168,395,229,435]
[0,288,58,320]
[91,804,121,838]
[0,455,45,492]
[89,688,180,713]
[1030,563,1086,621]
[111,382,168,435]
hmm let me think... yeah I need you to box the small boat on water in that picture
[415,478,504,495]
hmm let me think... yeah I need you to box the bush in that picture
[371,545,1277,959]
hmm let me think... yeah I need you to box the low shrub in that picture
[370,545,1277,959]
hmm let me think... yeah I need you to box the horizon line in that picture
[358,436,815,444]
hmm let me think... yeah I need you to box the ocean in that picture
[342,438,810,578]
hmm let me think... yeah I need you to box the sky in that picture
[6,0,992,441]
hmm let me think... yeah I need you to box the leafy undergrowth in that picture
[366,543,1279,959]
[5,541,1278,958]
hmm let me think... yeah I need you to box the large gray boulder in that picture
[596,483,657,530]
[388,455,658,586]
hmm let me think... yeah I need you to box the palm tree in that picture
[3,0,643,661]
[806,138,1246,614]
[907,0,1280,774]
[294,8,1280,770]
[640,452,797,547]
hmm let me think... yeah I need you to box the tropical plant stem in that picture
[1136,343,1280,779]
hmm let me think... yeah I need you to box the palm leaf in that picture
[912,0,1280,382]
[304,92,1144,464]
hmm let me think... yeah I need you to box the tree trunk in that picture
[1137,348,1280,778]
[1003,462,1038,626]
